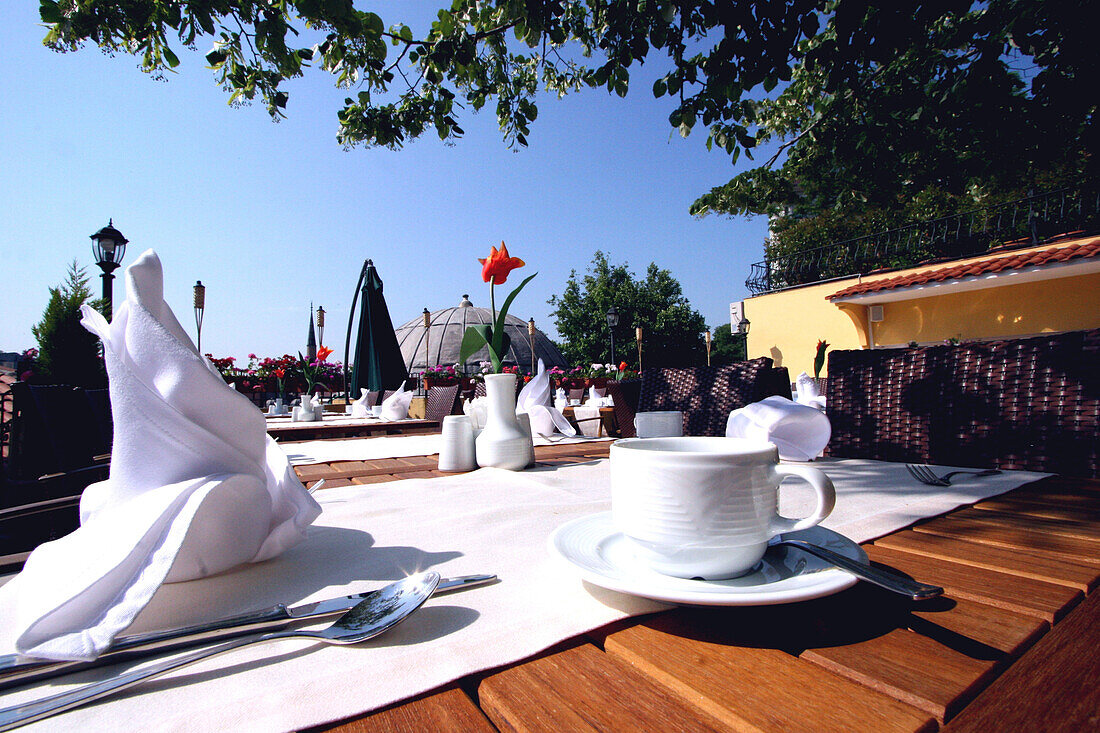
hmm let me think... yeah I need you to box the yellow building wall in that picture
[745,242,1100,377]
[867,272,1100,347]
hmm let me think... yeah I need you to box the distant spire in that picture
[306,302,317,361]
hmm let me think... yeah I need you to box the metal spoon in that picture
[0,571,440,731]
[771,538,942,600]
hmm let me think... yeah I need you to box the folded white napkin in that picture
[586,385,614,408]
[350,388,370,418]
[795,371,826,411]
[0,251,320,661]
[463,395,487,430]
[726,395,832,462]
[517,360,575,437]
[380,382,413,421]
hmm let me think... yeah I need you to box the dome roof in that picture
[395,295,567,372]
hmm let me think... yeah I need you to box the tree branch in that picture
[764,115,823,168]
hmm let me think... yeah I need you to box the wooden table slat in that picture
[911,513,1100,567]
[873,530,1100,591]
[479,641,731,732]
[972,497,1100,524]
[334,686,495,732]
[948,506,1099,542]
[863,545,1082,623]
[603,613,936,732]
[942,591,1100,733]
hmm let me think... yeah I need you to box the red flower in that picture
[618,361,629,371]
[273,368,285,379]
[316,345,334,362]
[479,241,525,284]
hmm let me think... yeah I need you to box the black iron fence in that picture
[746,186,1100,296]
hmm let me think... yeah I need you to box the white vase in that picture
[475,373,531,470]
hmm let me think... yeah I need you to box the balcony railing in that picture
[745,186,1100,296]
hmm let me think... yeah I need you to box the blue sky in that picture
[0,3,771,361]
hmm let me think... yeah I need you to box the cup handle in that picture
[769,464,836,536]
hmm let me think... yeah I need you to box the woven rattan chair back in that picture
[424,384,462,422]
[637,358,774,437]
[605,380,641,438]
[825,329,1100,476]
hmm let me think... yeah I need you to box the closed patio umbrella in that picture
[343,260,408,396]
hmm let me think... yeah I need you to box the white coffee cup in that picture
[438,415,476,472]
[633,410,683,438]
[370,405,384,418]
[610,437,835,579]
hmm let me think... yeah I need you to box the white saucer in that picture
[549,512,863,606]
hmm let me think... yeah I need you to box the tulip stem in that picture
[490,278,497,327]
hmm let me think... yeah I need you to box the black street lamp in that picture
[737,316,751,359]
[90,219,128,318]
[605,305,619,364]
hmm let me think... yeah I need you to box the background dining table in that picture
[293,439,1099,732]
[266,417,441,442]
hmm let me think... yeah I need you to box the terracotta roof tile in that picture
[828,236,1100,300]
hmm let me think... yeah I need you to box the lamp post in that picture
[737,316,751,360]
[90,219,128,319]
[528,317,536,375]
[636,326,643,372]
[705,329,712,366]
[605,305,619,364]
[316,306,325,347]
[193,281,206,353]
[422,307,431,392]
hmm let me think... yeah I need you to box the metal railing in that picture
[746,186,1100,296]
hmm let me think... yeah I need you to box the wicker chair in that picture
[605,380,641,438]
[636,358,776,437]
[825,329,1100,477]
[424,384,462,422]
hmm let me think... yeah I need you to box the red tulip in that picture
[479,241,525,284]
[274,368,285,378]
[316,345,334,362]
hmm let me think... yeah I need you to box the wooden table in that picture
[295,443,1099,732]
[561,406,617,437]
[266,418,440,442]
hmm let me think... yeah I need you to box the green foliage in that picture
[710,323,747,366]
[31,261,108,388]
[549,252,706,369]
[41,1,1096,177]
[689,0,1097,269]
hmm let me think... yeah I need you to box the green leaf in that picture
[459,324,492,365]
[162,46,180,68]
[38,0,61,24]
[652,78,666,98]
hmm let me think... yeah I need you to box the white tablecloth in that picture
[0,458,1048,731]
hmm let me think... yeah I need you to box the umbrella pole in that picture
[343,260,369,401]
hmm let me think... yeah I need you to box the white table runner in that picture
[0,458,1048,731]
[282,433,611,465]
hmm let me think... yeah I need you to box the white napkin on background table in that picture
[0,251,320,661]
[586,385,614,407]
[380,382,413,421]
[517,360,576,437]
[726,395,832,461]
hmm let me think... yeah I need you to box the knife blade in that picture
[0,573,496,690]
